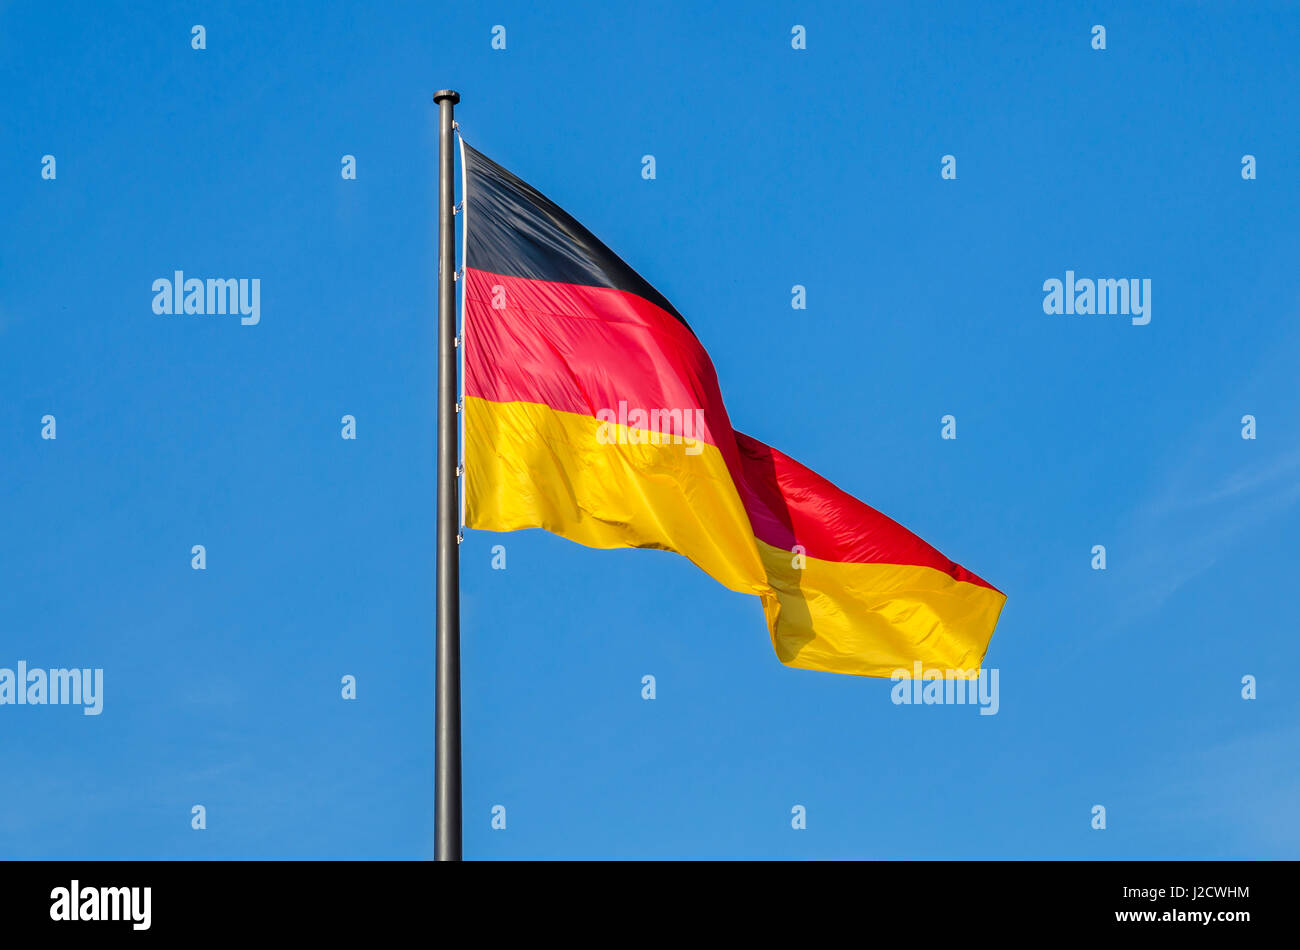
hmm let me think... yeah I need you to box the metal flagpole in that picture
[433,88,462,862]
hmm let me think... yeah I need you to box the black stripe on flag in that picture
[462,142,690,329]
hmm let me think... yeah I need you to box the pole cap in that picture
[433,89,461,104]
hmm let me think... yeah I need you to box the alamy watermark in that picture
[890,662,999,716]
[152,271,260,325]
[596,400,706,455]
[0,661,103,715]
[50,881,150,930]
[1043,270,1150,325]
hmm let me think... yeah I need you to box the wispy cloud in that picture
[1136,723,1300,855]
[1119,447,1300,616]
[1144,447,1300,516]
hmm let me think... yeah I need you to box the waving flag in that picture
[460,141,1005,677]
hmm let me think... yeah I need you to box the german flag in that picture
[461,142,1005,678]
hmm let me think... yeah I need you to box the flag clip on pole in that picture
[433,88,462,862]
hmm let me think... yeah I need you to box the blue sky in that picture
[1,0,1297,858]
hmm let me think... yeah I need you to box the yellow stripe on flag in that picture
[756,540,1006,678]
[465,396,770,598]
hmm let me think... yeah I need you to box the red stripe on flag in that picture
[464,267,998,589]
[464,268,732,449]
[735,434,1002,592]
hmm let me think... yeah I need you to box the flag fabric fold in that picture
[460,140,1005,677]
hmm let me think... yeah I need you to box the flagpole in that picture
[433,87,462,862]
